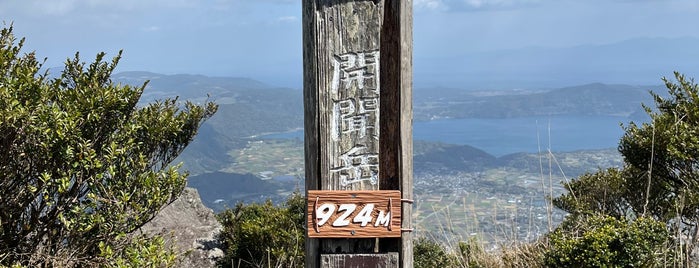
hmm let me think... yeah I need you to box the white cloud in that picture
[29,0,79,15]
[415,0,545,12]
[276,16,298,23]
[460,0,542,10]
[258,0,296,3]
[415,0,448,11]
[463,0,486,8]
[0,0,202,17]
[141,26,161,32]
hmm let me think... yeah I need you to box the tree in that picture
[555,72,699,220]
[619,72,699,224]
[0,26,217,266]
[553,72,699,264]
[552,168,631,218]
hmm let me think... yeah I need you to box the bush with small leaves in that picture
[0,25,216,267]
[98,235,178,268]
[413,237,458,268]
[217,193,305,268]
[545,214,669,267]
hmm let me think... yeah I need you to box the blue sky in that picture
[2,0,699,88]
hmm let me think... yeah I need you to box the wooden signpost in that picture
[307,190,402,238]
[303,0,413,267]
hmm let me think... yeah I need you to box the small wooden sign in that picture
[307,190,402,238]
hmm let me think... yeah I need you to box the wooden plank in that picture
[322,253,399,268]
[303,0,413,266]
[304,0,385,261]
[307,190,401,238]
[397,1,414,267]
[379,0,413,267]
[303,0,321,266]
[308,0,383,192]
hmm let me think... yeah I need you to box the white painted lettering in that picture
[316,203,336,226]
[374,210,391,227]
[332,204,357,227]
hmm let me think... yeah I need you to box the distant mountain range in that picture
[113,72,303,174]
[111,71,657,174]
[111,71,657,207]
[413,141,621,177]
[112,71,662,174]
[415,37,699,89]
[414,83,665,121]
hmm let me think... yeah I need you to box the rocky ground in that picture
[140,187,224,268]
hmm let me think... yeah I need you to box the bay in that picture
[262,115,637,157]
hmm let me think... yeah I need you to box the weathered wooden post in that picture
[303,0,413,267]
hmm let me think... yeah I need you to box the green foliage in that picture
[545,214,669,267]
[0,26,217,266]
[98,235,178,268]
[553,168,631,218]
[498,241,546,268]
[555,73,699,220]
[618,72,699,222]
[552,72,699,264]
[413,236,545,268]
[413,237,458,268]
[456,238,489,268]
[217,193,305,268]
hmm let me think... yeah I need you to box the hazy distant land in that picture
[114,72,648,242]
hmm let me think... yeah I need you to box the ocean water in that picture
[263,115,637,157]
[413,115,631,156]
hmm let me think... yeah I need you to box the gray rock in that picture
[141,187,223,268]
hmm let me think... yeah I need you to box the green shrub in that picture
[498,240,546,268]
[0,25,215,267]
[97,234,178,268]
[414,237,458,268]
[457,237,489,267]
[455,236,545,268]
[217,193,305,268]
[545,214,669,267]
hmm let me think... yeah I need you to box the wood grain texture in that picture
[303,0,412,266]
[397,1,414,267]
[304,0,385,260]
[322,253,399,268]
[303,1,321,266]
[309,0,383,192]
[379,0,413,267]
[307,190,401,238]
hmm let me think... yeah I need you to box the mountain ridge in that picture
[416,36,699,88]
[108,71,642,211]
[111,71,651,176]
